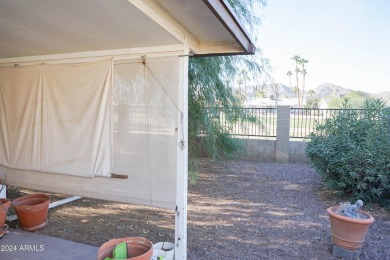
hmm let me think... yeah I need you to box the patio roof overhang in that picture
[0,0,255,61]
[0,2,256,258]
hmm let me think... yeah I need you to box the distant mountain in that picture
[260,83,352,99]
[244,83,296,99]
[260,83,296,98]
[371,91,390,104]
[312,83,351,99]
[247,83,390,105]
[274,83,296,98]
[253,83,351,99]
[311,84,390,105]
[246,83,295,99]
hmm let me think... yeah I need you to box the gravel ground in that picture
[5,159,390,259]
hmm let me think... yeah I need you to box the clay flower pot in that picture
[12,194,50,232]
[97,237,153,260]
[0,198,10,237]
[327,206,374,250]
[0,198,11,227]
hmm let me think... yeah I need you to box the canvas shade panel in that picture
[0,60,112,177]
[0,65,43,168]
[112,56,179,205]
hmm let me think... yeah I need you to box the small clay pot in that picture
[0,198,11,227]
[97,237,153,260]
[12,194,50,231]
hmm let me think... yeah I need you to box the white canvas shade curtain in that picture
[112,57,179,203]
[0,60,112,177]
[0,56,179,206]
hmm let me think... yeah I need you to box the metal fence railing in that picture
[217,107,366,139]
[289,108,365,138]
[219,107,277,137]
[113,106,369,139]
[113,105,176,134]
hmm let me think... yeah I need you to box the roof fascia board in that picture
[127,0,200,53]
[197,42,242,55]
[202,0,256,55]
[0,44,186,65]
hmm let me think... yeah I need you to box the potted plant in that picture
[0,198,11,237]
[12,193,50,231]
[327,200,374,251]
[97,237,153,260]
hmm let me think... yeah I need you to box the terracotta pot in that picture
[97,237,153,260]
[327,206,374,250]
[12,194,50,231]
[0,198,11,226]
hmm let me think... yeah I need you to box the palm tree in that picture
[300,58,309,106]
[293,86,300,95]
[307,89,318,108]
[291,55,302,107]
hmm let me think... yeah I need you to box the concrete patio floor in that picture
[0,228,98,260]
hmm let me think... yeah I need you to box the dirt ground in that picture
[5,159,390,259]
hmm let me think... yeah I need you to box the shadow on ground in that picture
[5,159,390,260]
[186,159,389,260]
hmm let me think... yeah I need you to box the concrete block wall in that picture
[209,106,313,163]
[243,139,276,161]
[240,138,310,163]
[275,106,290,162]
[288,141,310,163]
[239,106,311,163]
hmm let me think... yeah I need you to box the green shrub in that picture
[306,98,390,207]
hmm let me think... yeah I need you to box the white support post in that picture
[0,185,5,199]
[175,46,189,259]
[0,173,6,198]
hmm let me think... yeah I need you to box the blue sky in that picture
[257,0,390,93]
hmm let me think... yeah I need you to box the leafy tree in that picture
[326,91,370,109]
[306,90,319,108]
[306,98,319,108]
[345,91,370,108]
[327,97,342,108]
[188,0,269,176]
[255,84,267,98]
[237,69,250,101]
